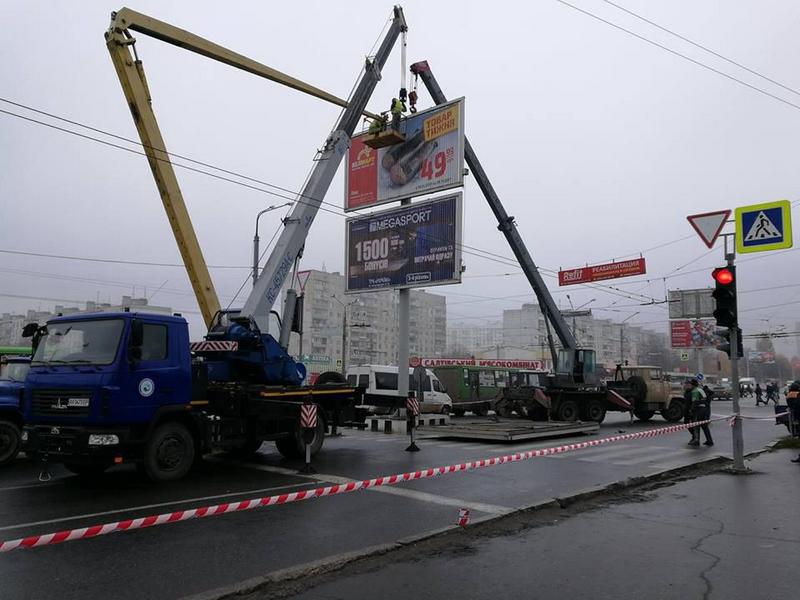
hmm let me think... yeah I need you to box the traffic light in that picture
[711,266,737,327]
[715,327,743,358]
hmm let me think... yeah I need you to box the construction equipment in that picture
[21,7,408,481]
[409,61,630,422]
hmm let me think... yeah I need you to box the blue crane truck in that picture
[22,311,365,480]
[0,355,30,466]
[22,6,408,482]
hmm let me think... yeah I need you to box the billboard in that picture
[670,319,720,348]
[344,98,465,211]
[668,288,715,319]
[558,258,646,286]
[345,193,463,293]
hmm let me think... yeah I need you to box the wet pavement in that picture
[0,404,786,599]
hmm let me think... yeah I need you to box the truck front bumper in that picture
[23,424,137,461]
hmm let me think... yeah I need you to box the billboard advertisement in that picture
[670,319,720,348]
[558,258,646,286]
[345,193,463,293]
[668,288,714,319]
[344,98,465,211]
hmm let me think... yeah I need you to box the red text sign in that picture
[558,258,646,286]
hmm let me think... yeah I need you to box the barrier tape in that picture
[0,418,722,553]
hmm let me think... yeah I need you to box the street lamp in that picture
[332,295,361,374]
[253,203,292,286]
[620,311,640,365]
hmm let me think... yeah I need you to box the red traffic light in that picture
[712,267,734,285]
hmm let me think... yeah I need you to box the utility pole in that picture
[727,247,745,471]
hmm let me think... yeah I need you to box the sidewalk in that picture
[281,448,800,600]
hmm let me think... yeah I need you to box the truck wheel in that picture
[628,376,648,403]
[144,422,195,482]
[64,462,111,477]
[453,408,465,417]
[581,400,606,423]
[0,420,21,466]
[474,406,489,417]
[440,405,451,416]
[275,415,325,459]
[555,400,580,422]
[633,409,655,421]
[662,399,686,423]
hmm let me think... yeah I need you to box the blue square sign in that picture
[735,199,792,254]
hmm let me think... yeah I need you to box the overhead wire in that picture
[554,0,800,114]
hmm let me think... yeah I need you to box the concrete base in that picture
[367,415,451,434]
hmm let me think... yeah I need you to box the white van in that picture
[346,365,453,414]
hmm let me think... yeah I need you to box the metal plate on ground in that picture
[416,418,599,442]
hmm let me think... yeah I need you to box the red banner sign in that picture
[558,258,646,286]
[419,358,547,370]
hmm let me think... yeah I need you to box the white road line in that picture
[219,460,511,514]
[0,480,63,493]
[571,446,668,463]
[372,486,511,515]
[613,449,698,466]
[545,444,671,460]
[0,481,321,533]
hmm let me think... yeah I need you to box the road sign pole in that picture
[726,250,746,471]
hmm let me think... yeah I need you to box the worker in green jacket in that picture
[390,97,405,130]
[688,379,713,447]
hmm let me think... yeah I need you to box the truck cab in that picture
[0,356,30,465]
[22,312,193,475]
[607,365,686,423]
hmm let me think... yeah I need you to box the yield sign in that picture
[687,210,731,248]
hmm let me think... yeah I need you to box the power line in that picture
[0,99,667,306]
[554,0,800,114]
[600,0,800,100]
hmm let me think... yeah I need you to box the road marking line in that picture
[573,447,671,463]
[0,481,321,533]
[216,459,511,514]
[613,449,698,466]
[546,443,671,460]
[0,481,63,493]
[371,486,511,514]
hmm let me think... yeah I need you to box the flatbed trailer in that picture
[417,417,599,442]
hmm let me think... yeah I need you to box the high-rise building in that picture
[0,296,173,346]
[282,270,446,377]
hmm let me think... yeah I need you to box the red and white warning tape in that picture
[0,418,721,553]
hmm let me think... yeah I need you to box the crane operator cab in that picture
[555,348,598,387]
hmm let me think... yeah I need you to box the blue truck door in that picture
[124,322,185,420]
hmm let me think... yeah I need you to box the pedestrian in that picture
[786,382,800,464]
[755,383,764,406]
[769,383,779,405]
[688,379,713,447]
[683,381,695,443]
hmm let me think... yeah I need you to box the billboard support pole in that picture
[397,199,411,411]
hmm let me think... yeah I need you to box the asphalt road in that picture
[0,402,786,599]
[285,448,800,600]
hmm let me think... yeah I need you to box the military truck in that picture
[606,365,687,422]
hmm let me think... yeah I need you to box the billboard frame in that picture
[344,192,463,294]
[344,97,466,212]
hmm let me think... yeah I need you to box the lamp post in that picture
[620,312,640,365]
[253,203,292,286]
[333,295,361,374]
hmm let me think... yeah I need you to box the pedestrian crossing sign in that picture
[735,199,792,254]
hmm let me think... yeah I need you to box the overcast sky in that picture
[1,0,798,356]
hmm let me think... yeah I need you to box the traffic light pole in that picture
[725,242,746,471]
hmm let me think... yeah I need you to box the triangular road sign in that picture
[687,209,731,248]
[744,211,781,241]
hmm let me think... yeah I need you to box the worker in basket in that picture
[368,113,388,136]
[390,96,405,130]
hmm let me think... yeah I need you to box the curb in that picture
[191,455,733,600]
